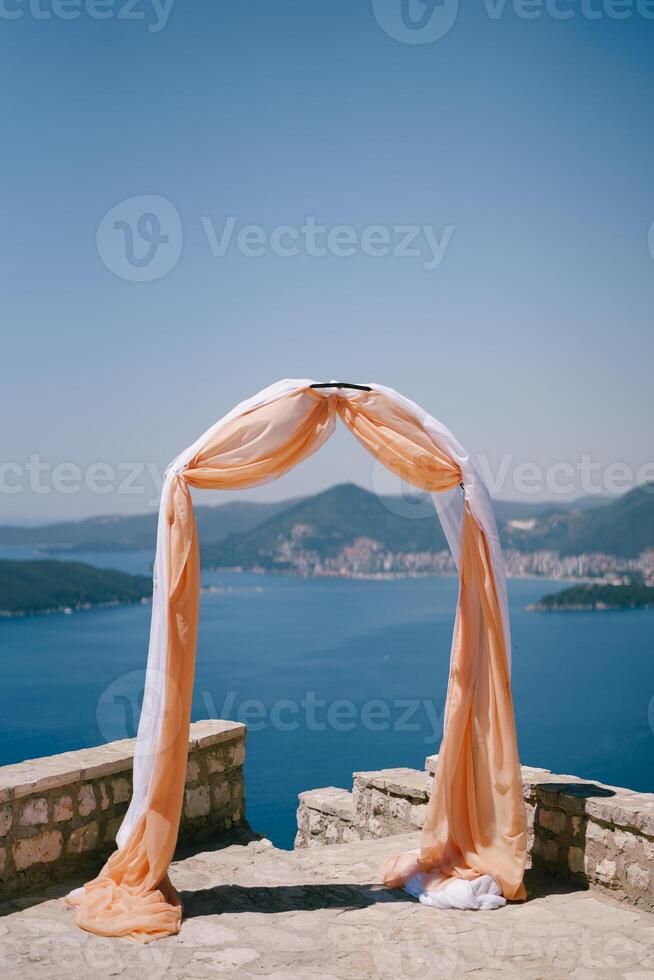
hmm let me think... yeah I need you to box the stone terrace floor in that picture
[1,831,653,980]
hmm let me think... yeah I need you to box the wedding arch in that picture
[68,379,527,941]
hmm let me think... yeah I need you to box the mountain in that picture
[0,499,298,553]
[201,483,654,570]
[491,495,608,523]
[3,485,651,568]
[0,560,152,616]
[201,484,448,569]
[502,484,654,558]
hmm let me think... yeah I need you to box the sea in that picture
[1,545,652,849]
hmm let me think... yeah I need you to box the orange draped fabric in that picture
[378,500,526,900]
[69,386,527,941]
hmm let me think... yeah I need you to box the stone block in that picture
[298,787,355,823]
[53,795,74,823]
[626,863,649,892]
[410,803,427,828]
[68,822,99,854]
[229,743,245,768]
[211,780,231,810]
[13,830,62,870]
[185,785,210,819]
[0,806,13,837]
[354,768,431,801]
[19,797,48,826]
[538,807,568,836]
[568,845,585,874]
[111,777,131,805]
[534,837,559,864]
[190,719,245,750]
[78,784,96,817]
[586,820,610,845]
[98,782,111,811]
[185,758,200,784]
[207,748,227,774]
[594,858,617,883]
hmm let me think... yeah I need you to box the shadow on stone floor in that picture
[180,881,404,917]
[0,823,599,922]
[173,824,262,860]
[181,870,589,919]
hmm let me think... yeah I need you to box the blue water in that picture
[0,545,154,576]
[1,565,652,849]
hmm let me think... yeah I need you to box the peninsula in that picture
[0,560,152,617]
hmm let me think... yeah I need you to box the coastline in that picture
[203,564,588,585]
[0,596,152,619]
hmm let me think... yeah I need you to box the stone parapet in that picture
[0,719,246,899]
[296,787,362,848]
[296,755,654,911]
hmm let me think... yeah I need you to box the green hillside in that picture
[503,484,654,558]
[533,581,654,611]
[0,560,152,616]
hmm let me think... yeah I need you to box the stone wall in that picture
[296,754,654,912]
[0,719,246,900]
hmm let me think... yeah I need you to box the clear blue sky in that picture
[2,1,653,520]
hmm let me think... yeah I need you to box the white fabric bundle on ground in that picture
[404,872,506,910]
